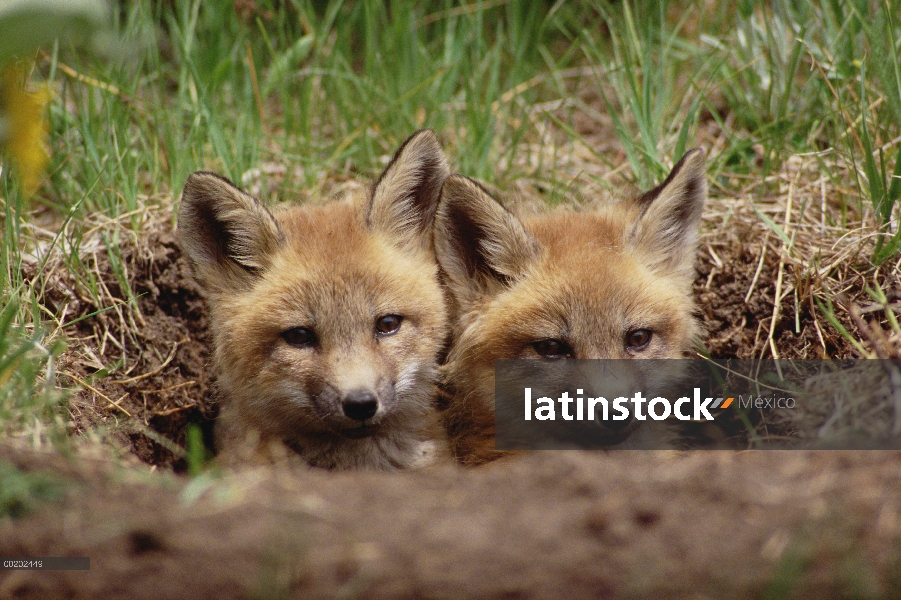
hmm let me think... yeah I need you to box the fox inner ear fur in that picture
[434,174,538,304]
[629,148,706,277]
[367,129,450,253]
[178,171,284,289]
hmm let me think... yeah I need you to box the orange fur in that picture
[179,131,451,469]
[435,150,707,464]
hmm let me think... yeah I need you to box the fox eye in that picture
[375,314,403,335]
[531,338,574,359]
[626,329,653,350]
[282,327,317,347]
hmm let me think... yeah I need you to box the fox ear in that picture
[629,149,706,275]
[367,129,449,253]
[178,171,283,289]
[435,175,538,304]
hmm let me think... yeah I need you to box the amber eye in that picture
[531,338,574,359]
[282,327,317,347]
[375,315,403,335]
[626,329,653,350]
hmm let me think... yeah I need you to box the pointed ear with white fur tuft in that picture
[434,174,538,308]
[367,129,450,253]
[178,172,284,290]
[629,149,706,275]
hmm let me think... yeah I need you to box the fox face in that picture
[178,130,450,470]
[434,150,706,463]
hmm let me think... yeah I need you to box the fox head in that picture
[178,130,450,468]
[434,150,706,461]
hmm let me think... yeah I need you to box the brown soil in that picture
[33,224,218,469]
[2,448,900,599]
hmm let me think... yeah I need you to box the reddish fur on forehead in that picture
[523,209,632,252]
[547,213,694,341]
[271,200,439,305]
[278,200,370,258]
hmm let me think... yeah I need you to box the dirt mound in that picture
[694,218,888,359]
[1,449,900,599]
[26,205,217,469]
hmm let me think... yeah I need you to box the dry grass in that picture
[771,360,901,444]
[696,148,901,361]
[19,195,215,467]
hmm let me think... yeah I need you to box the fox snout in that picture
[341,389,379,421]
[317,376,399,428]
[324,354,397,425]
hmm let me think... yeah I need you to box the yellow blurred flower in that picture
[0,63,51,194]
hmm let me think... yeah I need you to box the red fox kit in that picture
[434,150,706,464]
[178,130,450,469]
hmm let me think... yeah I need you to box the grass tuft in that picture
[0,299,68,449]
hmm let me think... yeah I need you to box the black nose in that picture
[604,413,634,431]
[342,390,379,421]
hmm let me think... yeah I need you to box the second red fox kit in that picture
[434,150,707,464]
[179,131,450,470]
